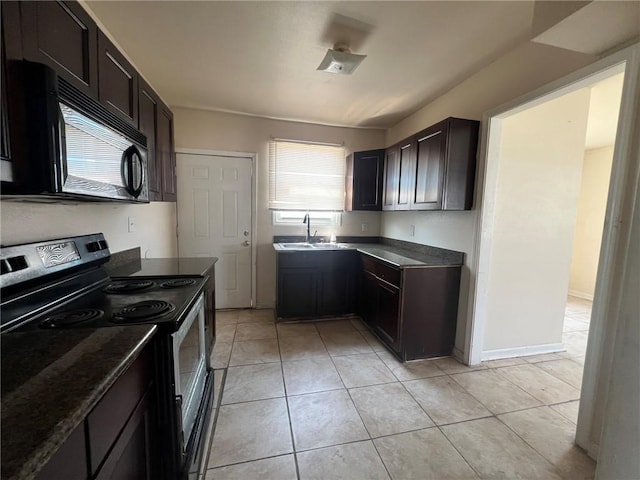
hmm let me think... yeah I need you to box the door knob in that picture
[243,230,250,237]
[242,240,250,247]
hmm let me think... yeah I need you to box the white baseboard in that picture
[568,290,594,301]
[481,343,565,361]
[452,347,466,364]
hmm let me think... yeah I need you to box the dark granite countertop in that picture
[1,325,157,480]
[107,257,217,278]
[273,241,463,268]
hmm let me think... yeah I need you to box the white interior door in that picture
[176,153,252,308]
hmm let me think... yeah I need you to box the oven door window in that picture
[173,294,207,447]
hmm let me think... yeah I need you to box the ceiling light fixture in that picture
[317,42,367,75]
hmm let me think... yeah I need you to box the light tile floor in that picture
[204,296,594,480]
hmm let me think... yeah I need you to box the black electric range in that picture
[4,275,206,333]
[0,233,213,480]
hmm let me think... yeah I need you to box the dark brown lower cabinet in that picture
[361,270,402,353]
[359,253,461,361]
[375,279,402,353]
[276,251,357,318]
[35,422,87,480]
[35,343,157,480]
[278,267,317,317]
[96,391,155,480]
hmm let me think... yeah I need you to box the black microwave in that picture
[2,61,149,203]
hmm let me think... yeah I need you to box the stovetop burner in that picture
[104,280,155,294]
[113,300,176,323]
[40,309,105,329]
[160,279,197,289]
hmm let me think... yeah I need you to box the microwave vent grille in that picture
[58,79,147,148]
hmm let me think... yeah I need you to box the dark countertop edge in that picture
[13,325,157,480]
[107,257,218,278]
[355,246,463,268]
[273,242,464,267]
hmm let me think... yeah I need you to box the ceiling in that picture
[84,1,639,130]
[84,1,537,128]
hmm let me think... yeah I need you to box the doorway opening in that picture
[468,44,640,460]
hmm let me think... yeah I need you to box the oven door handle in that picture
[175,394,186,458]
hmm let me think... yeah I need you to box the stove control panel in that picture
[0,233,111,290]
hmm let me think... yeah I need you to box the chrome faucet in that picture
[303,213,316,243]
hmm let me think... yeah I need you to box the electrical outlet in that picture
[409,224,415,237]
[361,223,368,232]
[128,217,135,233]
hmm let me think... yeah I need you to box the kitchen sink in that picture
[278,242,350,249]
[278,243,314,249]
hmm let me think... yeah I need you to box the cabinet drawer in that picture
[360,254,401,287]
[87,345,153,475]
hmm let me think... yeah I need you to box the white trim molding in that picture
[568,290,595,301]
[481,343,565,362]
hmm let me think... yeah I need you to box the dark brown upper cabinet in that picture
[138,78,161,201]
[139,82,176,203]
[382,117,479,212]
[440,118,479,210]
[98,30,138,125]
[21,1,98,97]
[396,139,415,210]
[411,122,447,210]
[345,149,385,211]
[157,102,176,202]
[382,144,399,211]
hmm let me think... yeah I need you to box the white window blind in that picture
[269,140,345,211]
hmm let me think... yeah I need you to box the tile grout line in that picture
[203,368,227,474]
[448,368,547,410]
[493,413,566,478]
[491,363,582,404]
[276,323,302,480]
[436,423,484,479]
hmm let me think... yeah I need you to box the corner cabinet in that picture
[345,149,385,211]
[382,117,479,211]
[276,251,358,318]
[358,253,461,361]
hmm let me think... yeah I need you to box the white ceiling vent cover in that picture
[317,43,367,75]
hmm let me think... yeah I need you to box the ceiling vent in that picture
[317,42,367,75]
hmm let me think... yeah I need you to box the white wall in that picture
[568,146,614,299]
[380,41,595,353]
[0,201,177,257]
[172,107,385,308]
[482,88,590,353]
